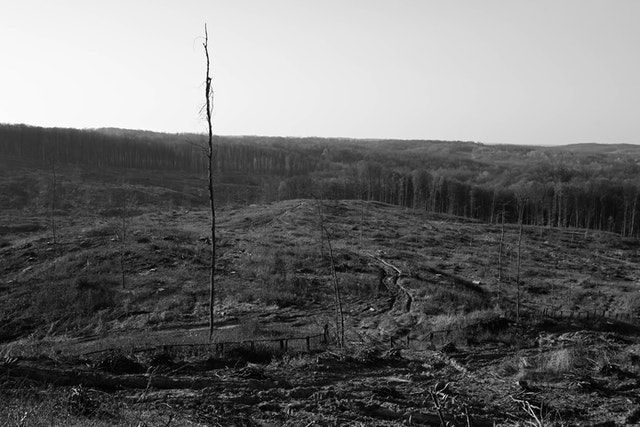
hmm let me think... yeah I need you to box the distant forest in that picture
[2,123,640,236]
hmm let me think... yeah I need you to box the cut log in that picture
[1,362,276,391]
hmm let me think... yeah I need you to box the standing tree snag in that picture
[498,209,505,284]
[322,223,345,349]
[513,190,527,321]
[315,198,325,260]
[203,24,216,340]
[315,198,344,348]
[516,206,524,322]
[119,183,128,289]
[50,158,57,245]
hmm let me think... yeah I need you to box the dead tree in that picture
[323,223,345,348]
[203,24,217,340]
[315,198,344,348]
[315,197,325,260]
[631,192,638,237]
[50,158,57,245]
[516,210,524,322]
[498,209,505,283]
[360,199,365,247]
[119,185,128,289]
[490,189,497,224]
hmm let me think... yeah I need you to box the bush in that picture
[236,275,325,308]
[526,283,550,295]
[32,277,119,331]
[627,294,640,316]
[94,351,145,374]
[543,348,576,373]
[74,277,118,315]
[518,347,584,383]
[420,285,488,316]
[225,345,276,364]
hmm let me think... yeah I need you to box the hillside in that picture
[2,123,640,236]
[3,189,640,423]
[3,197,640,342]
[3,126,640,424]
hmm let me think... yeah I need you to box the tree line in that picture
[2,123,639,236]
[0,124,313,176]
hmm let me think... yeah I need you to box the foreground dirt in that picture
[3,199,640,425]
[3,319,640,426]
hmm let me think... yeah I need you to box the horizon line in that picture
[2,121,638,149]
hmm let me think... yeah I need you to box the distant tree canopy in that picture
[2,123,640,236]
[0,124,313,175]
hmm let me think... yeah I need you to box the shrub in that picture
[225,345,276,364]
[543,348,575,373]
[627,294,640,316]
[526,283,550,295]
[420,285,488,316]
[94,351,145,374]
[74,277,118,315]
[236,275,326,308]
[518,347,584,383]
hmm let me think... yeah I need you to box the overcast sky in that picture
[1,0,638,145]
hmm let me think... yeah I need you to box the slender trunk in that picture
[204,24,216,341]
[120,187,127,289]
[50,160,57,245]
[631,195,637,237]
[490,190,496,224]
[316,198,325,259]
[323,224,345,349]
[498,210,505,283]
[623,200,629,237]
[360,199,364,247]
[516,217,523,322]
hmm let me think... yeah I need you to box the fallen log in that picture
[1,362,277,392]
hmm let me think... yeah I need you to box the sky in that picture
[0,0,639,145]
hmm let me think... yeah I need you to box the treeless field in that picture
[3,184,640,424]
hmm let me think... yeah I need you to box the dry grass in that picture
[425,308,504,332]
[543,348,576,373]
[519,347,584,383]
[0,380,195,427]
[3,197,640,366]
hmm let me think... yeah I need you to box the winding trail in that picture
[363,252,414,312]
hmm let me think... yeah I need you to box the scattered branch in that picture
[510,396,545,427]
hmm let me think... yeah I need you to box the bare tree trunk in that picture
[623,200,629,237]
[516,217,523,322]
[120,184,127,289]
[316,199,344,348]
[498,210,505,283]
[323,224,345,349]
[490,190,496,224]
[203,24,216,341]
[360,199,365,247]
[315,198,325,259]
[50,159,57,245]
[631,194,637,237]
